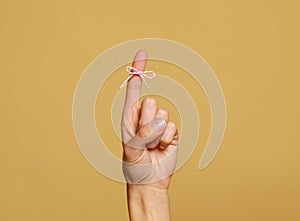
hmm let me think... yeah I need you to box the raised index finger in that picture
[124,50,147,110]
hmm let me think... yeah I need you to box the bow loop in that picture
[120,66,156,90]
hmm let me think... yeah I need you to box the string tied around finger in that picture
[120,66,156,90]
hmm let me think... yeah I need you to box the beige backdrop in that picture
[1,0,300,220]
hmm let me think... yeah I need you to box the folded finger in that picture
[159,122,177,149]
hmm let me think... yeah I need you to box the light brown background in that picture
[1,0,299,220]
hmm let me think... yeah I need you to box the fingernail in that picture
[150,118,166,132]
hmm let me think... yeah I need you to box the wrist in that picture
[128,183,169,196]
[127,184,171,221]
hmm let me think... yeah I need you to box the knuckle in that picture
[167,122,177,130]
[142,97,157,106]
[157,108,168,116]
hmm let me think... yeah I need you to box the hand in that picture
[121,50,179,220]
[121,50,179,189]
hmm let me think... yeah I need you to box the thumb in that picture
[126,118,167,149]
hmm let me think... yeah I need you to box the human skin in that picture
[121,50,179,221]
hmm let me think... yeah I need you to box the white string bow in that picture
[120,66,156,90]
